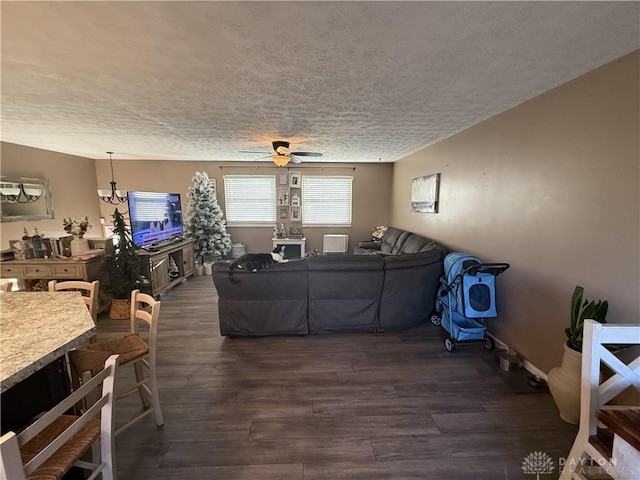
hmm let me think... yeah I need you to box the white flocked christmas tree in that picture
[185,171,232,263]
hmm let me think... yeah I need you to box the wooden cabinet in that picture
[136,239,195,297]
[1,240,195,298]
[149,255,171,294]
[0,255,104,281]
[0,255,107,311]
[182,245,195,276]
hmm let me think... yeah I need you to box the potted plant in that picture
[103,208,149,319]
[548,286,608,424]
[63,216,91,254]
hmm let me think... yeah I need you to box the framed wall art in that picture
[277,188,290,206]
[290,206,301,222]
[289,171,301,187]
[411,173,440,213]
[278,207,288,219]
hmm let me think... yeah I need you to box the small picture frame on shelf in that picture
[289,171,301,188]
[277,188,290,206]
[278,207,288,219]
[290,206,301,222]
[279,174,288,185]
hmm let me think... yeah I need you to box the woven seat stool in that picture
[0,355,119,480]
[70,335,149,377]
[69,290,163,436]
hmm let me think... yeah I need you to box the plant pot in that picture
[70,235,90,255]
[195,265,204,276]
[548,343,582,424]
[204,262,213,275]
[109,298,131,320]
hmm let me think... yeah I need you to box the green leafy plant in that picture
[565,285,608,352]
[103,208,149,299]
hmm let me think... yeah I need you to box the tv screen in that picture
[127,191,184,248]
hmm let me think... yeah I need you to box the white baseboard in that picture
[487,333,548,381]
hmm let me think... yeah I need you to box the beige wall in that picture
[95,161,392,254]
[0,143,103,247]
[392,51,640,373]
[2,145,393,256]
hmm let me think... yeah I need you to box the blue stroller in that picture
[431,252,510,352]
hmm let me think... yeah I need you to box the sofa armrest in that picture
[357,240,381,250]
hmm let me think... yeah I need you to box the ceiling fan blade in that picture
[289,154,303,164]
[291,151,323,157]
[239,150,271,154]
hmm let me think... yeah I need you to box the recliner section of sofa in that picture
[379,250,443,331]
[213,259,309,337]
[307,255,384,334]
[353,227,440,255]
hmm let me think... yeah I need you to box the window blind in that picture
[301,176,352,226]
[224,175,276,225]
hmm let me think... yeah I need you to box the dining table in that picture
[1,291,96,431]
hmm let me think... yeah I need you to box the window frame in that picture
[223,175,277,227]
[301,175,353,227]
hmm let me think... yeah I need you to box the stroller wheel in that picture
[444,337,455,352]
[483,336,496,351]
[430,314,441,326]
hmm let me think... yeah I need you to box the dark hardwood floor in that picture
[97,275,577,479]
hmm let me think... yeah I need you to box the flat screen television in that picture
[127,191,184,248]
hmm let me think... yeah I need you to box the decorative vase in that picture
[109,298,131,320]
[548,343,582,424]
[195,265,204,276]
[70,234,90,255]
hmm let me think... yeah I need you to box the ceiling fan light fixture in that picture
[272,154,290,167]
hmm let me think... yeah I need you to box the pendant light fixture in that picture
[97,151,127,205]
[0,181,43,203]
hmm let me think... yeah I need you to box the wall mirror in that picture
[0,176,54,222]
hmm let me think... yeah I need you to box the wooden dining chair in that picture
[69,289,164,436]
[560,319,640,480]
[48,280,100,322]
[0,355,119,480]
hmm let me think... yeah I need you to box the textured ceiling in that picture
[1,2,638,163]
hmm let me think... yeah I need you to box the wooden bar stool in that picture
[68,290,164,436]
[0,355,119,480]
[48,280,99,322]
[561,319,640,479]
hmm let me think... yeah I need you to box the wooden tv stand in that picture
[136,239,195,297]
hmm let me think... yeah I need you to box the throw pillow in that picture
[371,225,388,241]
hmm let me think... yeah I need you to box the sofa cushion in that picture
[307,255,384,333]
[379,247,446,330]
[213,259,309,336]
[399,234,438,254]
[380,227,410,254]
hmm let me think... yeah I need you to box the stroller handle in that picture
[465,263,510,276]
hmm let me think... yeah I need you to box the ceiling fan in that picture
[241,141,323,167]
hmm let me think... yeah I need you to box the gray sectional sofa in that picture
[212,228,445,337]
